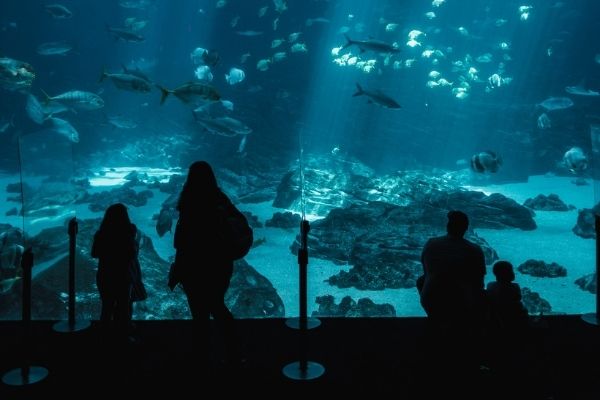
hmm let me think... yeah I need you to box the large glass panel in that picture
[0,0,597,319]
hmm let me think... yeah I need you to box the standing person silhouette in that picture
[92,203,141,343]
[174,161,242,367]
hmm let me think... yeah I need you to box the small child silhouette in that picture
[486,261,528,330]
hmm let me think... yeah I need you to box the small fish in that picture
[225,68,245,85]
[235,30,263,36]
[45,4,72,19]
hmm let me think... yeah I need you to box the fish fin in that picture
[99,67,107,83]
[342,33,352,49]
[352,83,364,97]
[40,88,51,104]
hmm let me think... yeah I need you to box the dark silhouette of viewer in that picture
[174,160,242,367]
[486,261,528,331]
[417,210,487,389]
[419,210,486,329]
[91,203,145,343]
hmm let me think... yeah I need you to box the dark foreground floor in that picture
[1,316,599,398]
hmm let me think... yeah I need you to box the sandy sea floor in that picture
[0,171,595,317]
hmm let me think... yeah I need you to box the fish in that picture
[121,64,152,83]
[235,30,264,36]
[106,114,137,129]
[225,68,245,85]
[471,150,502,173]
[563,147,587,173]
[352,83,401,109]
[41,90,104,111]
[0,115,14,134]
[36,41,73,56]
[106,25,145,42]
[538,97,574,111]
[158,82,220,105]
[194,116,252,137]
[537,113,551,129]
[341,34,400,54]
[100,68,153,93]
[0,57,35,91]
[0,277,21,294]
[119,0,153,9]
[48,117,80,142]
[45,4,72,19]
[565,84,599,97]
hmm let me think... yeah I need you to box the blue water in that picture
[0,0,599,319]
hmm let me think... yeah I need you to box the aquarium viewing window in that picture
[0,0,598,320]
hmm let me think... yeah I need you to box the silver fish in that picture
[36,41,73,56]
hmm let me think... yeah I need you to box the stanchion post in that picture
[53,217,90,333]
[282,219,325,380]
[2,248,49,386]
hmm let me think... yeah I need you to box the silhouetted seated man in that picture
[418,210,486,378]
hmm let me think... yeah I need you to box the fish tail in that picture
[352,83,364,97]
[99,67,107,83]
[158,86,170,105]
[342,33,353,49]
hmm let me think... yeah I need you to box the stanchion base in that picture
[2,366,48,386]
[581,313,599,326]
[53,319,91,333]
[285,317,321,330]
[282,361,325,380]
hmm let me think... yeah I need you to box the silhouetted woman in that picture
[174,161,241,364]
[92,203,139,341]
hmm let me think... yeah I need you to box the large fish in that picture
[45,4,72,19]
[106,25,145,42]
[158,82,220,105]
[565,84,599,97]
[41,90,104,110]
[194,116,252,137]
[352,83,401,109]
[36,41,73,56]
[341,34,400,54]
[538,97,574,111]
[100,69,152,93]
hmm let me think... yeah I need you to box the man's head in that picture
[446,210,469,237]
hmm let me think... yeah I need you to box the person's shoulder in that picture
[463,237,484,252]
[486,281,497,290]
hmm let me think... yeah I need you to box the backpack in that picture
[217,199,254,261]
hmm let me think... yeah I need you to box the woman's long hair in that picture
[99,203,133,235]
[177,161,221,213]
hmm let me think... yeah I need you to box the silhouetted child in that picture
[486,261,528,331]
[92,203,143,344]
